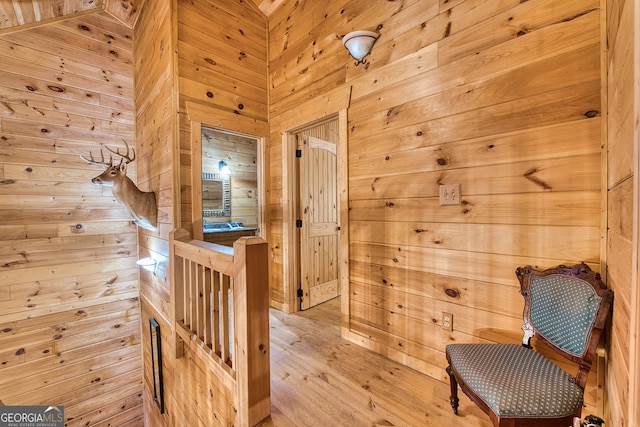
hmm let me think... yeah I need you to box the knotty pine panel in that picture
[267,0,352,64]
[350,43,600,123]
[269,68,347,118]
[349,240,583,288]
[134,4,176,426]
[349,120,601,176]
[178,3,266,63]
[605,270,631,424]
[0,9,142,426]
[350,154,601,200]
[140,296,238,427]
[66,386,143,427]
[0,224,59,240]
[349,192,601,227]
[350,280,522,334]
[350,221,599,261]
[606,2,634,189]
[608,176,633,239]
[175,0,267,236]
[0,316,140,401]
[348,82,601,149]
[605,0,636,423]
[354,0,441,66]
[134,0,173,313]
[0,89,134,127]
[608,230,633,312]
[268,0,605,410]
[2,27,133,79]
[349,259,522,317]
[1,117,132,146]
[0,43,134,97]
[348,9,599,100]
[54,14,135,55]
[178,58,268,104]
[438,0,599,65]
[178,74,268,121]
[24,22,134,72]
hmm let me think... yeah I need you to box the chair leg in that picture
[446,365,459,415]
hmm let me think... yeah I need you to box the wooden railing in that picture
[170,230,270,426]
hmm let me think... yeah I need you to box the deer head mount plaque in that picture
[81,141,158,231]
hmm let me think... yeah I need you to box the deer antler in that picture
[104,140,136,165]
[80,148,114,169]
[80,141,136,169]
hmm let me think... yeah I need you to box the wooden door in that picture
[298,129,339,310]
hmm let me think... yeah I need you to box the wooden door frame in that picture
[185,101,269,242]
[631,1,640,423]
[278,87,352,316]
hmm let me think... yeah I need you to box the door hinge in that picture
[297,289,304,298]
[295,149,302,158]
[296,219,303,228]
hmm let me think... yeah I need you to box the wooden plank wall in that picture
[136,0,267,425]
[0,11,143,426]
[134,0,177,425]
[605,0,637,424]
[178,0,268,234]
[267,0,605,414]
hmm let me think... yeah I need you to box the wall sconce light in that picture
[343,30,380,66]
[218,160,230,174]
[137,256,158,274]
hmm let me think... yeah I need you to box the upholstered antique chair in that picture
[445,263,613,427]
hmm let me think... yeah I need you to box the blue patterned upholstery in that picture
[446,343,584,418]
[529,274,601,357]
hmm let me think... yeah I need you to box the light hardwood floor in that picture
[260,297,492,427]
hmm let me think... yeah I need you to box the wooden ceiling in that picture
[0,0,286,32]
[252,0,287,16]
[0,0,143,31]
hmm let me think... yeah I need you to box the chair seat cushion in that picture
[446,343,583,418]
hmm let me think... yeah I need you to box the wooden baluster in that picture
[196,263,205,341]
[213,270,221,358]
[203,267,212,350]
[228,275,234,368]
[221,273,231,366]
[190,260,198,332]
[169,228,190,359]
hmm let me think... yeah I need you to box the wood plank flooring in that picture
[260,298,492,427]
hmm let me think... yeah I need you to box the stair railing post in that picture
[232,236,270,426]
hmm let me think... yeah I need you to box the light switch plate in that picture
[439,184,461,206]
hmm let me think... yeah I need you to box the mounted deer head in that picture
[81,141,158,231]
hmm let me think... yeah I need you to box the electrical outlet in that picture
[442,312,453,331]
[439,184,461,206]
